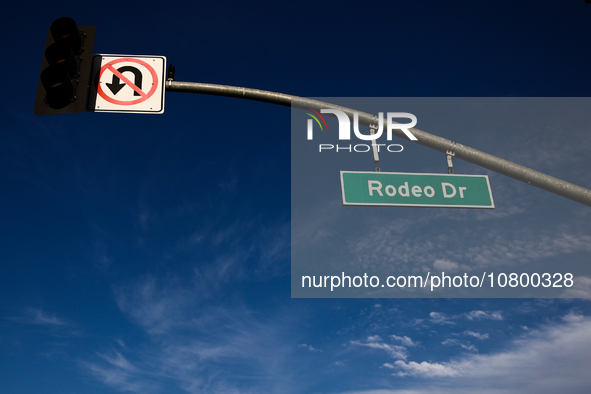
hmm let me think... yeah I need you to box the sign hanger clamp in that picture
[446,142,457,174]
[369,116,381,172]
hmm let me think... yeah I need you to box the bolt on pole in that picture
[166,81,591,208]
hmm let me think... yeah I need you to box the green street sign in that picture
[340,171,494,209]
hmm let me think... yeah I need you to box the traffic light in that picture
[34,17,96,115]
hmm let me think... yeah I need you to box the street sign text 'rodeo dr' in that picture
[340,171,494,209]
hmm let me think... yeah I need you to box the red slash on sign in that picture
[96,58,158,105]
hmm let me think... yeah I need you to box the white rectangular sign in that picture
[87,54,166,114]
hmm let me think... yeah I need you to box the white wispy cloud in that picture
[299,343,322,352]
[441,338,477,352]
[429,312,455,325]
[463,331,489,340]
[465,310,503,321]
[8,308,70,328]
[351,336,409,360]
[562,276,591,298]
[390,335,419,347]
[99,350,138,372]
[384,360,462,378]
[562,313,584,323]
[357,318,591,394]
[81,355,157,394]
[27,308,69,326]
[432,259,458,272]
[114,275,201,335]
[88,268,299,394]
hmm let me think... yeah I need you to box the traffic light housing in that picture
[34,17,96,115]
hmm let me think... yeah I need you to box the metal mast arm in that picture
[166,81,591,208]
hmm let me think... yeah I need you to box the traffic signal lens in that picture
[40,65,74,109]
[50,17,82,54]
[44,42,78,77]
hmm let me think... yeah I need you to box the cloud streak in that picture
[369,318,591,394]
[85,268,300,394]
[351,336,409,360]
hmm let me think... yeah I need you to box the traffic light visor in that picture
[50,17,82,54]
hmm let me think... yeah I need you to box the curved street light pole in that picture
[166,81,591,208]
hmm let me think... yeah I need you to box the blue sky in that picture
[2,1,591,393]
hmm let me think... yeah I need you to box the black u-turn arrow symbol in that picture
[106,66,143,96]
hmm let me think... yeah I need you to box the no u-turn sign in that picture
[87,54,166,114]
